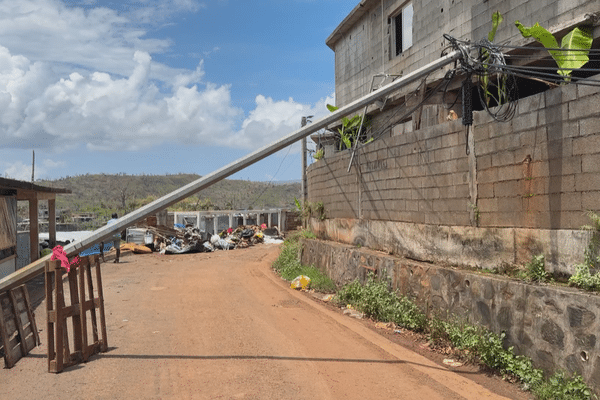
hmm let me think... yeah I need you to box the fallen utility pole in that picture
[0,49,463,292]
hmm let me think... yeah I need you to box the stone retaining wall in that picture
[301,238,600,391]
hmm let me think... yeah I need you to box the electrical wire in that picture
[331,34,599,156]
[247,144,293,209]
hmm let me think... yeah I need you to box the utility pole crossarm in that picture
[0,49,463,292]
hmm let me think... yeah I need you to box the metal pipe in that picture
[0,49,462,292]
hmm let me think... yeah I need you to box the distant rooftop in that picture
[0,177,71,199]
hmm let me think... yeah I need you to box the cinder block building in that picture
[306,0,600,388]
[310,0,600,273]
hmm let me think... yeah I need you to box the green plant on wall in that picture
[326,104,371,150]
[480,11,510,106]
[569,211,600,290]
[515,21,593,82]
[519,254,549,283]
[294,198,326,222]
[313,148,324,160]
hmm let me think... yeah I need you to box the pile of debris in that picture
[145,224,283,255]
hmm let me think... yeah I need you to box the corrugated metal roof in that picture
[0,177,71,195]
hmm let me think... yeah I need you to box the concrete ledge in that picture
[301,238,600,392]
[308,218,590,275]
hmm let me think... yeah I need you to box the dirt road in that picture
[1,244,530,399]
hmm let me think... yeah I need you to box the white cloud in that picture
[2,157,65,181]
[230,93,335,150]
[3,161,32,181]
[0,0,194,85]
[42,158,66,169]
[0,43,333,153]
[0,0,335,158]
[0,47,243,151]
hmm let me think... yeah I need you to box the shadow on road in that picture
[25,351,477,374]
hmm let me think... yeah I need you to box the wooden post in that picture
[93,255,108,352]
[267,213,272,228]
[48,198,56,250]
[29,196,38,264]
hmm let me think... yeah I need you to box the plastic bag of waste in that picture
[240,229,255,238]
[211,234,235,250]
[290,275,311,290]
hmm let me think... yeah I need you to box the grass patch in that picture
[272,230,336,293]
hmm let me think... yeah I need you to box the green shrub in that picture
[272,232,336,293]
[520,254,549,283]
[336,274,594,399]
[336,274,427,331]
[570,211,600,291]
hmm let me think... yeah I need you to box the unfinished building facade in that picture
[306,0,600,388]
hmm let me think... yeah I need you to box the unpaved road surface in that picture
[1,244,530,399]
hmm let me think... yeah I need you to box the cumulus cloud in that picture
[230,93,334,150]
[0,0,192,84]
[0,0,334,159]
[0,42,333,153]
[3,161,32,181]
[0,46,243,151]
[2,157,64,181]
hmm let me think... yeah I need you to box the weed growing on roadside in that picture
[534,371,595,400]
[570,211,600,291]
[519,254,549,283]
[271,232,336,293]
[336,274,427,331]
[336,274,594,399]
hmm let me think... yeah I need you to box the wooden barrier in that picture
[45,254,107,373]
[0,285,40,368]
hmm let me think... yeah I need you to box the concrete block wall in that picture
[475,81,600,231]
[331,0,599,107]
[308,119,470,224]
[301,238,600,393]
[307,82,600,274]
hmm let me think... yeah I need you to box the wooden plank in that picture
[53,261,64,373]
[29,197,38,264]
[93,255,108,352]
[22,283,40,347]
[8,289,28,355]
[45,261,55,372]
[0,292,14,368]
[68,268,82,361]
[78,257,89,361]
[86,257,99,345]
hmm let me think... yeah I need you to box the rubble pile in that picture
[145,224,282,255]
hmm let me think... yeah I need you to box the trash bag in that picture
[290,275,311,290]
[202,241,215,252]
[240,229,255,238]
[211,234,235,250]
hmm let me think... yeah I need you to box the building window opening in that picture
[394,3,413,56]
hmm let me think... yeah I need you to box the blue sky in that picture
[0,0,357,182]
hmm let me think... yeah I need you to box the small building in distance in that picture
[0,178,71,279]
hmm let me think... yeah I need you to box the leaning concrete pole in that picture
[0,49,462,292]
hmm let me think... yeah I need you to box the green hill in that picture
[38,173,301,217]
